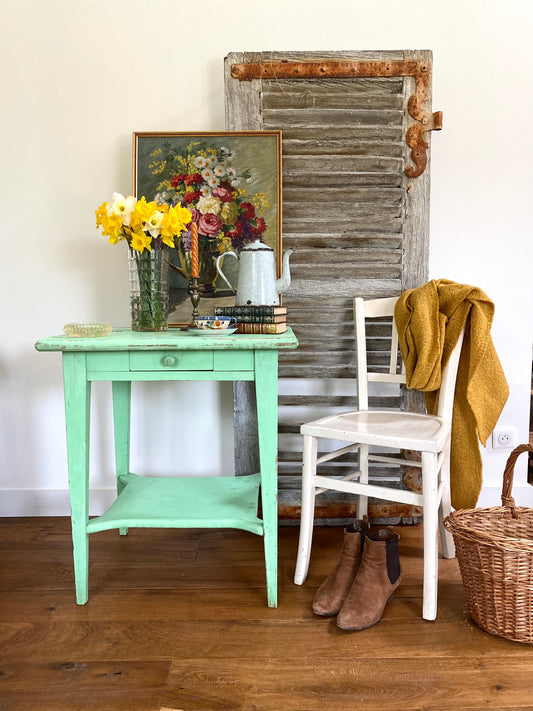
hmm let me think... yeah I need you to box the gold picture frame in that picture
[133,131,282,326]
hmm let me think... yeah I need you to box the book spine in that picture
[215,306,287,317]
[236,323,287,334]
[234,314,286,324]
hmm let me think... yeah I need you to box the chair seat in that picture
[300,409,449,452]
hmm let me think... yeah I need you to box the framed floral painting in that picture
[133,131,282,325]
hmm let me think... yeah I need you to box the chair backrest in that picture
[354,296,465,421]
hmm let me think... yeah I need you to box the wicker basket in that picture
[444,444,533,643]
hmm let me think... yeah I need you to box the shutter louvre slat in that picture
[225,50,433,520]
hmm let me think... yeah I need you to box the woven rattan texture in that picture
[445,444,533,643]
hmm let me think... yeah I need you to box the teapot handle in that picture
[216,252,238,293]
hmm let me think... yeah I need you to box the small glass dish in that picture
[63,322,113,338]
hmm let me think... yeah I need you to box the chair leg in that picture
[438,447,455,559]
[294,435,318,585]
[421,451,439,621]
[358,443,369,518]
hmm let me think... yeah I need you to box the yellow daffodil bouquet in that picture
[95,193,193,331]
[95,192,192,252]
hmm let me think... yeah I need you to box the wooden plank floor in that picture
[1,517,533,710]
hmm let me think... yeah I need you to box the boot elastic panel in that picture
[385,536,401,585]
[364,529,401,585]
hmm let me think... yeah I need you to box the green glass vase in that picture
[128,248,169,331]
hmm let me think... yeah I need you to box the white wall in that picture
[1,0,532,515]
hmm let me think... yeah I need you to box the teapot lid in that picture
[241,239,273,252]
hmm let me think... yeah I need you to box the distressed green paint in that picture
[112,381,131,536]
[35,328,298,607]
[255,349,280,608]
[87,370,257,382]
[129,350,214,371]
[62,352,91,605]
[86,473,263,534]
[35,327,297,352]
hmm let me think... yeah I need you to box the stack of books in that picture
[214,305,288,334]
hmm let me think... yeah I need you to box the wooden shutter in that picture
[225,50,439,522]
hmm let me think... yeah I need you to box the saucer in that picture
[187,327,237,336]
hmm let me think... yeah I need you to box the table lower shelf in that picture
[86,472,264,535]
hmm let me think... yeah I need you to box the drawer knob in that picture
[161,354,177,367]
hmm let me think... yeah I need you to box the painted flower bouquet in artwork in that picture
[95,193,193,330]
[147,140,270,292]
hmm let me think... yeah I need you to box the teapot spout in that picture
[276,249,294,295]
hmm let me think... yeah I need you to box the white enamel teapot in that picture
[216,239,293,306]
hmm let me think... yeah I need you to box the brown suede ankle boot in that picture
[312,519,370,616]
[336,528,401,630]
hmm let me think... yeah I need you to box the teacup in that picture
[195,316,237,330]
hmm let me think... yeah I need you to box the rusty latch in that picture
[231,59,442,178]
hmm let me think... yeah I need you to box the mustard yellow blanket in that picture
[394,280,509,509]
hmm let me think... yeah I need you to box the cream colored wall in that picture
[1,0,531,514]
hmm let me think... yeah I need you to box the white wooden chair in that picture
[294,295,465,620]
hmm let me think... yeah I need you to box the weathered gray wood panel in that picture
[401,49,432,290]
[225,49,434,520]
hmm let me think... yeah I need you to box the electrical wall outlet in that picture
[491,426,516,449]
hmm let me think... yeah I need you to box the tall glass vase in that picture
[128,248,169,331]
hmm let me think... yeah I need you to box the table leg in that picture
[63,353,91,605]
[254,350,279,608]
[112,381,131,536]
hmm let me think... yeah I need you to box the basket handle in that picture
[501,443,533,518]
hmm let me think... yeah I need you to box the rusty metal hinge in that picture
[230,59,442,178]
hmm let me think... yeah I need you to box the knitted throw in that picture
[394,279,509,509]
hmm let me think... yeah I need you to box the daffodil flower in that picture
[160,233,175,249]
[130,197,157,231]
[107,192,137,226]
[144,210,166,238]
[130,230,152,253]
[102,212,123,241]
[171,203,193,229]
[95,201,108,228]
[160,204,192,247]
[96,193,192,254]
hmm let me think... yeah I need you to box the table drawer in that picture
[129,351,214,371]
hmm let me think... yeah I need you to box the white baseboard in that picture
[0,489,117,517]
[3,483,533,517]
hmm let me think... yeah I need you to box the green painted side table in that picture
[35,327,298,607]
